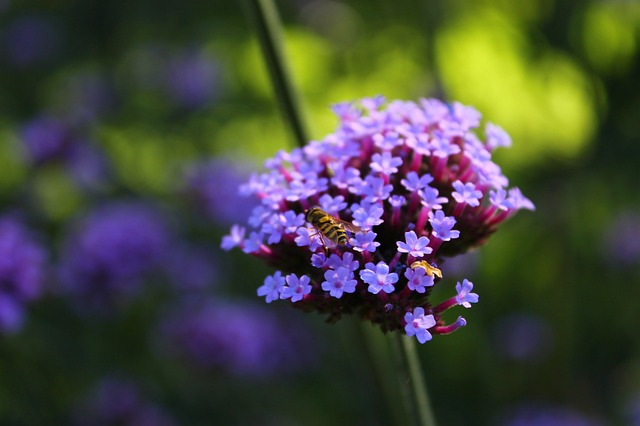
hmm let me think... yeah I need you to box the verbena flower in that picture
[0,216,47,333]
[222,97,534,343]
[57,202,170,313]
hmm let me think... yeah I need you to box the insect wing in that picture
[335,217,361,234]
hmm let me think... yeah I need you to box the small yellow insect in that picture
[305,207,361,252]
[410,261,443,279]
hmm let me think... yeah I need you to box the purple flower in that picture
[396,231,432,257]
[357,175,393,203]
[65,144,110,190]
[370,152,402,175]
[508,187,535,211]
[389,195,406,208]
[326,252,359,272]
[351,201,384,229]
[404,267,434,293]
[322,267,357,298]
[350,231,380,253]
[359,262,398,294]
[242,231,264,254]
[318,194,348,215]
[280,274,312,302]
[455,279,479,308]
[164,49,220,109]
[221,224,246,251]
[310,252,327,268]
[485,122,512,150]
[224,97,534,341]
[401,171,434,192]
[0,217,46,333]
[429,134,461,158]
[418,186,448,210]
[19,115,75,164]
[404,307,436,343]
[490,188,513,211]
[57,202,170,313]
[429,210,460,241]
[294,226,323,252]
[451,180,483,207]
[257,271,285,303]
[373,132,403,150]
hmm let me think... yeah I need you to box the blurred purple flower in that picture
[499,402,603,426]
[164,50,220,109]
[603,211,640,267]
[19,115,110,187]
[73,377,175,426]
[0,216,47,333]
[65,143,111,190]
[19,115,76,164]
[492,313,552,362]
[183,159,255,226]
[2,15,60,67]
[57,202,171,313]
[160,300,315,377]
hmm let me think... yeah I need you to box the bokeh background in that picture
[1,0,639,425]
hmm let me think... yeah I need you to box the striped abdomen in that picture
[306,207,348,245]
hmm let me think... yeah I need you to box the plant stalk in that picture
[243,0,309,148]
[392,333,438,426]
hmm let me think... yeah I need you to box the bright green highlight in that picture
[436,8,597,169]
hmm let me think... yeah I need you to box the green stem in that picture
[357,322,408,425]
[243,0,309,148]
[392,333,438,426]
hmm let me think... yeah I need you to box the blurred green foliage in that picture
[1,0,639,425]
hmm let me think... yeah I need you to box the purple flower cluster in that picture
[160,300,314,377]
[164,49,220,109]
[57,202,170,312]
[19,115,110,189]
[0,217,47,333]
[223,97,534,343]
[20,115,77,164]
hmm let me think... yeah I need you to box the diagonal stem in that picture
[242,0,309,148]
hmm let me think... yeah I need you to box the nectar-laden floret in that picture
[223,97,534,343]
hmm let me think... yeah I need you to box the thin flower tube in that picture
[223,97,534,343]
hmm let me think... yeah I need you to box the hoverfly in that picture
[410,260,443,279]
[305,207,361,253]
